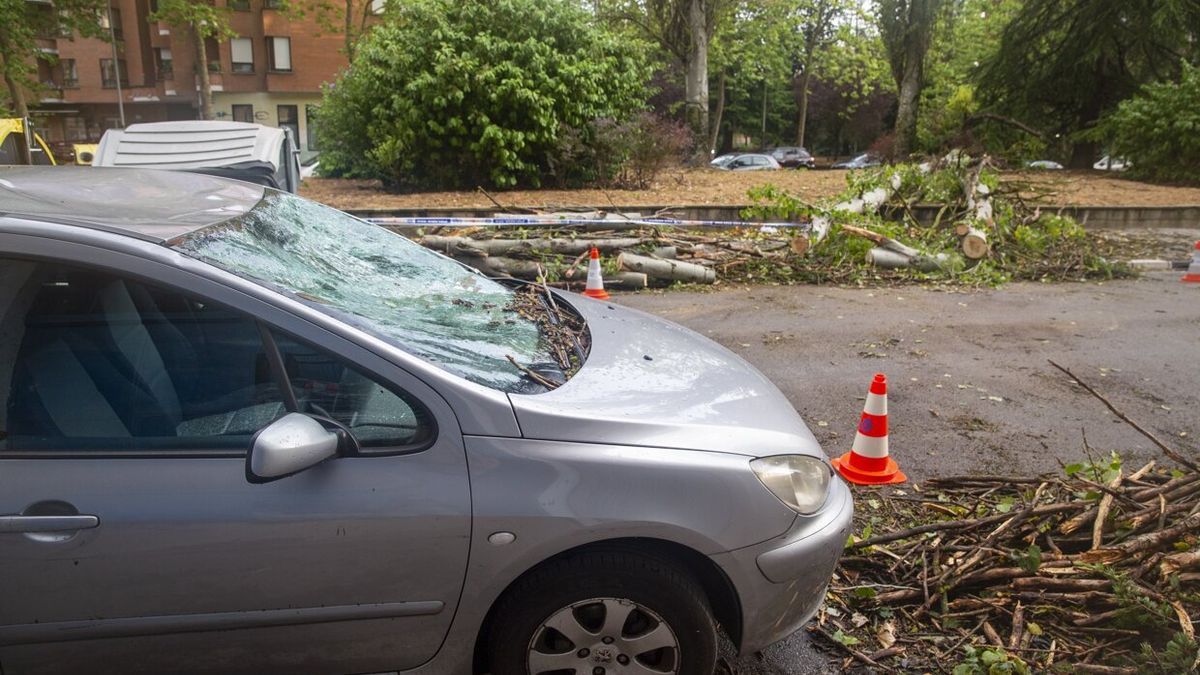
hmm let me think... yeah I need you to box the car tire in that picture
[487,550,717,675]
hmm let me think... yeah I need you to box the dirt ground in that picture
[616,270,1200,673]
[299,169,1200,211]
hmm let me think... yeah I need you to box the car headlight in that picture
[750,455,831,514]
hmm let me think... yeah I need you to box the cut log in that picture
[606,271,649,289]
[617,252,716,284]
[866,248,955,273]
[651,246,678,259]
[961,227,990,260]
[789,235,810,256]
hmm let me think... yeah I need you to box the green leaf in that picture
[831,629,861,646]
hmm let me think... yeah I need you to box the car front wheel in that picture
[487,550,717,675]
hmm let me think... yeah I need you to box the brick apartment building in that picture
[29,0,355,161]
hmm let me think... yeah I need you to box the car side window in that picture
[270,331,434,452]
[0,259,284,451]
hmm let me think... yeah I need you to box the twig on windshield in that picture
[536,265,559,313]
[506,354,558,390]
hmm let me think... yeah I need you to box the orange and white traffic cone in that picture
[832,373,907,485]
[1182,241,1200,283]
[582,246,610,300]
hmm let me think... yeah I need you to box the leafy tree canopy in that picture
[1090,61,1200,183]
[976,0,1200,167]
[0,0,110,116]
[318,0,652,189]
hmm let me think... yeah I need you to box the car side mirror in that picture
[246,413,340,484]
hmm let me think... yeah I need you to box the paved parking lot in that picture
[618,270,1200,671]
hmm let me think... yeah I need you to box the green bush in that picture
[1091,62,1200,183]
[316,0,652,189]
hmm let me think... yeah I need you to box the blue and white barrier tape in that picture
[364,215,810,232]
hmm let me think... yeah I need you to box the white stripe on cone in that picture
[863,391,887,415]
[586,258,605,292]
[852,431,889,459]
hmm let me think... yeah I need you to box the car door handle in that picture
[0,515,100,533]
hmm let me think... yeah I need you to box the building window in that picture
[64,116,89,142]
[264,0,281,8]
[62,59,78,88]
[229,0,250,9]
[277,105,299,143]
[231,38,254,74]
[268,36,291,72]
[369,0,386,14]
[156,48,173,79]
[102,7,123,40]
[232,104,254,123]
[305,104,319,150]
[100,58,128,88]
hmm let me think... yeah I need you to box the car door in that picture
[0,255,471,675]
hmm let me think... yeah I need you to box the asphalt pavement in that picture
[616,271,1200,673]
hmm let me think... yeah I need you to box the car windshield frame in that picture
[170,189,574,393]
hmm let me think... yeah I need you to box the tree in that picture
[317,0,651,189]
[977,0,1200,168]
[0,0,108,118]
[784,0,851,148]
[876,0,945,158]
[603,0,730,158]
[1091,62,1200,183]
[916,0,1021,154]
[149,0,236,120]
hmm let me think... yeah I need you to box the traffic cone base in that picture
[1182,241,1200,283]
[832,451,907,485]
[834,373,907,486]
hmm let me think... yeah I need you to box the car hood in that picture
[508,296,825,458]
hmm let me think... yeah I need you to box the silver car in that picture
[0,167,852,675]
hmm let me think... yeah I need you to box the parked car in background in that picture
[1025,160,1064,170]
[0,166,852,675]
[716,153,782,171]
[300,154,321,180]
[710,152,740,168]
[768,146,816,169]
[1094,155,1130,171]
[831,152,882,170]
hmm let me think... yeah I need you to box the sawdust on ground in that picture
[299,168,1200,211]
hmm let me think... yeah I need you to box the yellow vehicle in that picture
[73,143,98,165]
[0,118,56,165]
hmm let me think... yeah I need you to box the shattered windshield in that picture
[172,190,557,392]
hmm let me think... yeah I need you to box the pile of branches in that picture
[503,283,590,389]
[745,154,1133,286]
[815,365,1199,674]
[414,226,790,289]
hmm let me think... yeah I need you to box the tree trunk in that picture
[345,0,353,58]
[707,70,725,156]
[893,54,922,158]
[684,0,709,161]
[0,36,32,165]
[760,78,768,148]
[795,68,812,148]
[193,27,214,120]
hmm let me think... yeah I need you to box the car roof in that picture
[0,166,265,243]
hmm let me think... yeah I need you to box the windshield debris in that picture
[172,190,575,392]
